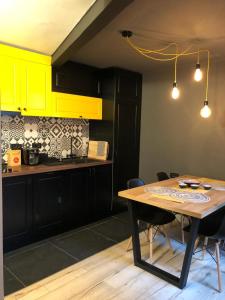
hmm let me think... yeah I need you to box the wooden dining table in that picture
[118,175,225,289]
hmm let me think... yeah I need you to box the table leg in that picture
[179,217,200,288]
[128,201,141,263]
[128,201,200,289]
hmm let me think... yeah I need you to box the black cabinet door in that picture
[90,165,112,221]
[3,176,32,252]
[67,168,89,227]
[52,62,100,97]
[114,100,141,192]
[117,71,142,99]
[33,172,65,237]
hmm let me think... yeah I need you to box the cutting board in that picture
[88,140,109,160]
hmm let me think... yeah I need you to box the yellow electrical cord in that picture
[127,38,191,61]
[205,50,210,100]
[174,45,178,82]
[134,42,178,54]
[125,36,210,102]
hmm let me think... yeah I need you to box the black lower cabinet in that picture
[67,168,89,227]
[2,164,113,252]
[3,176,32,252]
[89,165,112,221]
[33,172,66,238]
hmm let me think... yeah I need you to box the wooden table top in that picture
[118,175,225,219]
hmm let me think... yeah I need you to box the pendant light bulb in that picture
[200,100,211,118]
[194,63,203,82]
[171,82,180,99]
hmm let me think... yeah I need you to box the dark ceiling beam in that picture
[52,0,134,66]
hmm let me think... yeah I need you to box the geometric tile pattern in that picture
[1,112,89,158]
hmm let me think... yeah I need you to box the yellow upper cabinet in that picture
[21,61,52,116]
[0,43,102,119]
[52,92,102,120]
[0,43,52,116]
[0,55,22,112]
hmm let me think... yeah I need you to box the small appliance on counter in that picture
[88,140,109,160]
[22,147,40,165]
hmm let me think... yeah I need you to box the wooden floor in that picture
[5,225,225,300]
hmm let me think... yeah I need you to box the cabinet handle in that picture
[56,73,59,86]
[17,107,21,111]
[58,196,62,204]
[117,77,120,94]
[97,80,101,94]
[23,108,27,111]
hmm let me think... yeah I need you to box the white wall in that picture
[139,59,225,183]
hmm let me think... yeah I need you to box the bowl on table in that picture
[203,184,212,190]
[183,179,200,187]
[190,184,199,189]
[179,182,188,189]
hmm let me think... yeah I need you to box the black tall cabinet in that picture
[90,68,142,212]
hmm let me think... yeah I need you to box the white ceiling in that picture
[0,0,95,54]
[70,0,225,72]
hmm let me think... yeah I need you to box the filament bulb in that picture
[200,101,211,118]
[194,63,203,82]
[171,82,180,99]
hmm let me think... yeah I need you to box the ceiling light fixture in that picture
[121,31,211,119]
[194,50,203,82]
[171,51,180,100]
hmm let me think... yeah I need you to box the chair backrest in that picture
[127,178,145,189]
[170,172,180,178]
[157,172,169,181]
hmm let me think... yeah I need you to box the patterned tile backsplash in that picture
[1,113,89,158]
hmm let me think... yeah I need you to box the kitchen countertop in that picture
[2,160,112,178]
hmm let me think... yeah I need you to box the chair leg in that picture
[161,225,173,253]
[202,236,208,260]
[144,227,150,242]
[181,215,185,244]
[215,241,222,292]
[149,225,153,261]
[194,236,200,253]
[126,236,132,252]
[126,221,150,251]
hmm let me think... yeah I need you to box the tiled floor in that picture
[3,212,130,296]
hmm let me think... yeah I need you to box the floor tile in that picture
[4,242,77,286]
[51,228,116,260]
[112,211,130,224]
[90,217,131,242]
[4,267,24,296]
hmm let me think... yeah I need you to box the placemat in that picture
[143,186,210,203]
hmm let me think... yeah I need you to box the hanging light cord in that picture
[174,45,178,83]
[205,50,210,101]
[125,36,210,103]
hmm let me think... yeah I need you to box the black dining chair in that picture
[156,171,187,243]
[126,178,175,261]
[157,171,180,181]
[184,207,225,292]
[170,172,180,178]
[157,172,170,181]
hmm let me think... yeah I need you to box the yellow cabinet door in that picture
[21,62,52,116]
[0,56,21,112]
[52,92,102,120]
